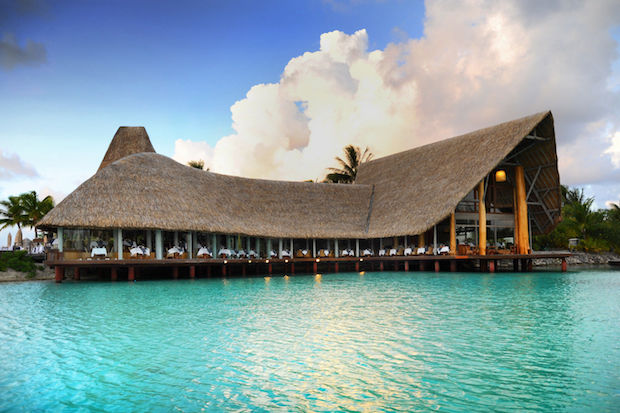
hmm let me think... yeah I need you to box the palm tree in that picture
[325,145,373,183]
[19,191,55,238]
[0,195,26,231]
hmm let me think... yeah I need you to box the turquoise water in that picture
[1,271,619,412]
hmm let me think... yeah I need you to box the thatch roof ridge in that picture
[97,126,156,171]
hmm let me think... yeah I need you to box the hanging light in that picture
[495,169,507,182]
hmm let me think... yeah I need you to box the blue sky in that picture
[1,0,620,244]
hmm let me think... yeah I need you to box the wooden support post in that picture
[189,265,196,279]
[242,264,246,276]
[268,263,272,275]
[480,259,487,272]
[561,258,567,272]
[334,262,339,273]
[419,261,425,271]
[514,187,520,253]
[527,260,533,272]
[419,233,425,248]
[515,165,530,255]
[434,260,440,272]
[222,264,227,277]
[379,261,384,271]
[110,267,117,281]
[55,266,63,283]
[207,265,212,278]
[520,259,527,273]
[404,260,409,271]
[478,181,487,255]
[355,261,360,272]
[313,261,317,274]
[73,267,80,281]
[450,260,456,272]
[291,262,295,274]
[513,259,519,272]
[489,260,495,273]
[450,211,456,254]
[128,266,135,281]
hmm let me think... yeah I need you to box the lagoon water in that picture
[1,270,619,412]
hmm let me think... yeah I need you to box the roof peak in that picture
[97,126,156,171]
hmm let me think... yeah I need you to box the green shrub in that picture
[0,251,38,277]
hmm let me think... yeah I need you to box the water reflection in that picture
[0,271,618,411]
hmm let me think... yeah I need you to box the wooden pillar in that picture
[355,239,360,257]
[404,260,409,271]
[489,260,495,273]
[334,262,339,273]
[172,266,178,279]
[379,261,384,271]
[128,266,135,281]
[189,265,196,278]
[242,264,246,276]
[419,261,425,271]
[450,211,456,254]
[268,262,272,275]
[73,267,80,281]
[355,261,360,272]
[515,165,530,255]
[434,260,440,272]
[290,262,295,274]
[110,267,117,281]
[207,265,212,277]
[480,259,487,272]
[55,266,63,283]
[222,264,227,277]
[450,260,456,272]
[478,181,486,255]
[521,259,528,273]
[513,259,519,272]
[514,187,520,253]
[313,261,317,274]
[419,233,425,248]
[527,260,533,272]
[394,261,398,271]
[561,258,567,272]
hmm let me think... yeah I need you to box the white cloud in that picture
[0,149,38,179]
[174,0,620,196]
[605,131,620,168]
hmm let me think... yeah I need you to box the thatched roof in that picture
[39,112,561,238]
[97,127,155,171]
[355,111,560,237]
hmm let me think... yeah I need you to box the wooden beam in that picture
[450,211,456,254]
[514,187,520,253]
[478,181,486,255]
[515,166,530,254]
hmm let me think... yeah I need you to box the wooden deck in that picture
[47,253,571,282]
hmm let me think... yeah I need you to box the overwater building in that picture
[38,111,566,280]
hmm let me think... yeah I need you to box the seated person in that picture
[362,248,373,256]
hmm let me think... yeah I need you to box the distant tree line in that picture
[534,186,620,253]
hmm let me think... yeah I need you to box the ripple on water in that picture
[0,271,619,411]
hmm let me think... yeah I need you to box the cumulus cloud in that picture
[0,32,46,70]
[0,149,38,179]
[605,131,620,168]
[175,0,620,194]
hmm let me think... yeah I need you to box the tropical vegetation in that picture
[187,160,205,170]
[324,145,373,183]
[534,186,620,253]
[0,191,55,237]
[0,250,41,278]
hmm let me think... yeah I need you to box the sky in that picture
[1,0,620,245]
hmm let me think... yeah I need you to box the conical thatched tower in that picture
[98,127,155,171]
